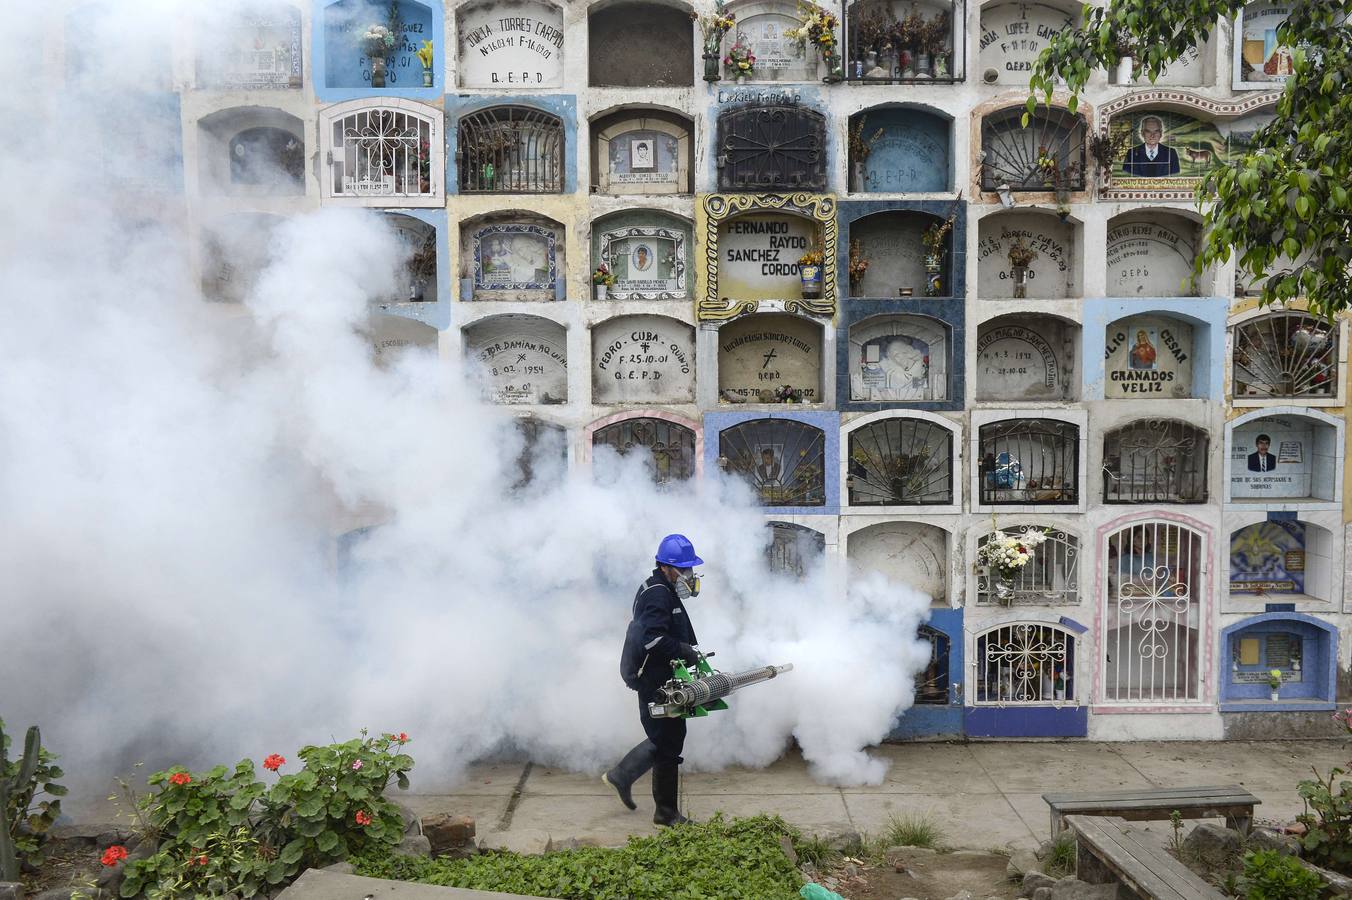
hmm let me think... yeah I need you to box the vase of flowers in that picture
[415,40,434,87]
[1053,669,1066,701]
[849,119,884,192]
[798,247,824,297]
[725,35,756,82]
[1007,237,1038,299]
[1268,668,1282,701]
[697,1,737,82]
[977,525,1049,605]
[898,6,924,78]
[920,214,954,296]
[362,24,394,87]
[593,264,616,300]
[787,3,839,80]
[848,238,869,294]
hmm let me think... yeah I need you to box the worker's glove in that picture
[678,643,701,666]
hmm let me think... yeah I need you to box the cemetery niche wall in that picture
[976,211,1076,299]
[723,0,823,83]
[457,104,565,194]
[589,415,699,485]
[846,314,951,402]
[844,0,964,83]
[847,521,950,606]
[848,107,950,194]
[1103,314,1196,399]
[592,210,690,300]
[463,314,568,405]
[975,315,1076,401]
[845,415,956,508]
[589,1,694,87]
[196,3,303,90]
[1228,412,1342,504]
[201,213,283,303]
[765,521,826,578]
[591,109,693,195]
[591,316,696,405]
[979,104,1085,193]
[1220,614,1336,710]
[718,313,823,404]
[1231,312,1339,403]
[1105,213,1202,297]
[699,194,838,319]
[848,210,951,299]
[197,107,305,196]
[716,105,827,192]
[716,416,828,507]
[1098,96,1278,200]
[1228,519,1336,602]
[461,214,564,301]
[1234,2,1296,89]
[319,99,441,204]
[976,0,1075,86]
[457,0,564,88]
[383,213,438,304]
[321,0,436,91]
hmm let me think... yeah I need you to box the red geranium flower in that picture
[194,854,209,867]
[169,772,192,786]
[354,810,373,827]
[101,845,129,867]
[398,733,409,744]
[263,754,286,771]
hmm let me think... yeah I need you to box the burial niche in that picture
[977,1,1075,86]
[849,107,950,193]
[1104,315,1195,399]
[765,522,826,579]
[847,417,954,506]
[976,316,1075,401]
[976,212,1075,299]
[718,213,820,301]
[1103,420,1208,504]
[849,210,947,299]
[981,104,1085,192]
[196,4,302,89]
[718,418,827,506]
[1236,2,1295,87]
[1230,414,1340,503]
[976,527,1079,605]
[1105,215,1200,297]
[457,105,565,194]
[591,109,693,196]
[718,314,822,404]
[593,211,690,300]
[592,417,697,485]
[977,419,1079,505]
[848,521,948,606]
[463,215,564,301]
[1103,108,1274,193]
[1233,313,1338,401]
[847,315,951,402]
[382,214,437,304]
[198,108,304,196]
[368,312,437,365]
[463,314,568,404]
[457,0,564,88]
[322,0,435,89]
[201,213,283,303]
[716,105,826,191]
[724,0,823,83]
[1229,520,1332,600]
[591,316,695,405]
[845,0,959,82]
[589,2,694,86]
[321,101,439,202]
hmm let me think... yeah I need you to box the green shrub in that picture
[120,730,412,899]
[1,719,66,880]
[1239,848,1322,900]
[1296,765,1352,875]
[880,813,945,850]
[356,813,804,900]
[1043,833,1076,878]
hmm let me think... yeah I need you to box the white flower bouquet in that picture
[977,527,1049,584]
[362,24,394,59]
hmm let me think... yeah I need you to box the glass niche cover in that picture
[598,227,686,300]
[473,224,557,291]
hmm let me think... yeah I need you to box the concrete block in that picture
[275,868,550,899]
[422,813,476,855]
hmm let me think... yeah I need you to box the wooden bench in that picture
[1064,815,1225,900]
[1043,785,1260,837]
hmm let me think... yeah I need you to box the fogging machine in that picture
[647,650,794,719]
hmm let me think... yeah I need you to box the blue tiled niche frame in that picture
[1219,612,1337,712]
[313,0,445,102]
[836,200,967,411]
[703,410,842,516]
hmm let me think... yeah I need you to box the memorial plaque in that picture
[199,4,303,89]
[1105,221,1197,297]
[718,315,821,403]
[323,0,433,89]
[1147,43,1204,86]
[472,224,556,292]
[718,214,816,300]
[848,316,950,402]
[1230,418,1316,499]
[977,2,1075,86]
[1238,2,1294,85]
[591,316,695,404]
[732,14,815,82]
[1230,520,1306,594]
[465,316,567,404]
[598,226,686,300]
[977,323,1062,399]
[369,312,436,366]
[1105,110,1273,194]
[859,112,949,193]
[848,522,947,605]
[604,130,682,191]
[1104,316,1194,398]
[977,216,1073,299]
[458,0,564,87]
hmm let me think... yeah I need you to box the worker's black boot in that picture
[602,740,655,811]
[651,761,689,826]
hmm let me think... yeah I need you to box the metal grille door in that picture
[719,419,826,506]
[717,106,826,191]
[980,105,1085,191]
[592,418,696,485]
[1233,313,1337,399]
[978,419,1079,505]
[330,107,434,198]
[458,106,563,193]
[847,418,954,505]
[975,623,1073,703]
[1103,420,1208,503]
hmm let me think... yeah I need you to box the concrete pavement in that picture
[396,740,1348,852]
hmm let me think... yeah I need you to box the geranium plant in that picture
[724,35,756,78]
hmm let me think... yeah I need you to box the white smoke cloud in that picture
[0,0,933,802]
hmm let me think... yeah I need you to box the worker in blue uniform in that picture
[604,534,704,826]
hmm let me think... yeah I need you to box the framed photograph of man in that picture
[1102,104,1274,195]
[598,226,686,299]
[629,137,655,170]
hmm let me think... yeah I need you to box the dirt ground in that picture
[814,848,1026,900]
[22,839,104,896]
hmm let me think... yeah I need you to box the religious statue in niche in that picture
[1121,115,1181,177]
[853,336,930,401]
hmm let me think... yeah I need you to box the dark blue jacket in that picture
[1122,143,1181,177]
[620,567,699,693]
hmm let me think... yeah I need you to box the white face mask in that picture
[672,568,701,599]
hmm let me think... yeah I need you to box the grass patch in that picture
[879,813,945,850]
[1043,833,1077,878]
[355,814,804,900]
[792,832,838,869]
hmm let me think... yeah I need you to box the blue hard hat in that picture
[656,534,703,568]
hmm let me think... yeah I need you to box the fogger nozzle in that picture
[649,663,794,718]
